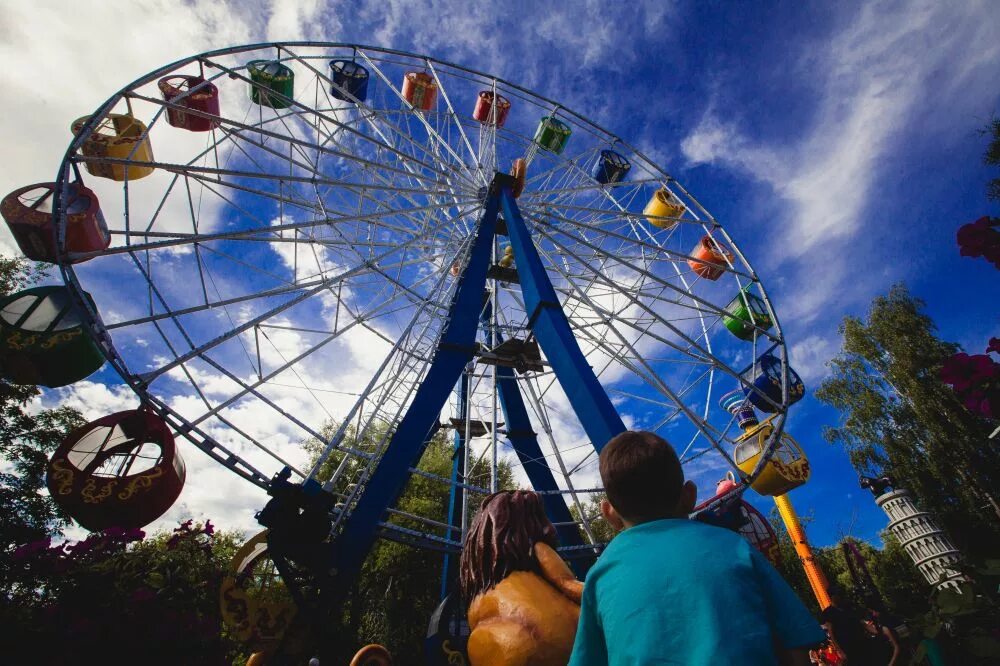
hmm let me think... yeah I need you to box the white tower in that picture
[875,488,966,591]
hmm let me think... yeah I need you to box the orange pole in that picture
[775,493,831,609]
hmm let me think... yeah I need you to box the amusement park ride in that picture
[2,43,831,661]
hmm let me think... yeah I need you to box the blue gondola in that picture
[740,353,804,412]
[329,60,369,102]
[592,149,631,185]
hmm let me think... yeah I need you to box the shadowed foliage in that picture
[305,421,515,664]
[815,284,1000,562]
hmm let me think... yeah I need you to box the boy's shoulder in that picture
[601,518,751,559]
[586,519,759,592]
[624,516,750,540]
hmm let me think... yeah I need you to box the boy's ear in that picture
[601,498,626,532]
[678,480,697,515]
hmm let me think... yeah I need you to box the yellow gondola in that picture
[220,530,297,654]
[642,187,685,229]
[733,416,810,497]
[71,113,154,182]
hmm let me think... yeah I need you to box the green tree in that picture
[866,533,931,619]
[815,284,1000,561]
[304,422,515,664]
[570,492,614,543]
[768,509,929,620]
[0,256,86,598]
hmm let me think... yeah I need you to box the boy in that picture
[569,431,825,665]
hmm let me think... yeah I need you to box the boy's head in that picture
[599,430,696,528]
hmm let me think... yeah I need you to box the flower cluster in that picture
[166,518,215,551]
[940,343,1000,419]
[12,526,145,572]
[957,216,1000,269]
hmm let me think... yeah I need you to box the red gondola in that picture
[158,75,221,132]
[46,409,185,531]
[1,182,109,263]
[472,91,511,127]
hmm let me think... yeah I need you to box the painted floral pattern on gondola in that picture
[45,409,185,530]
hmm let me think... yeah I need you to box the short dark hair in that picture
[599,431,684,523]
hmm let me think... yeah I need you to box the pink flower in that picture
[957,216,1000,269]
[941,351,1000,420]
[941,353,975,391]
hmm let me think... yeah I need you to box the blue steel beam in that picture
[439,372,467,600]
[330,191,501,587]
[480,302,584,551]
[499,187,626,451]
[496,365,586,550]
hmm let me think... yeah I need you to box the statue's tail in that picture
[350,644,393,666]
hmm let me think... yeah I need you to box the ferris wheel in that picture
[2,42,810,649]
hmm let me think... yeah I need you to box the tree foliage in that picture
[569,492,614,544]
[815,284,1000,561]
[768,508,929,619]
[0,257,86,598]
[0,521,244,665]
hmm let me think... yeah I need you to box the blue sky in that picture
[1,0,998,550]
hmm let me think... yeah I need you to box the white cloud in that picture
[680,0,1000,321]
[0,0,259,254]
[265,0,325,42]
[789,334,838,384]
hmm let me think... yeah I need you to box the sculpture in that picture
[859,475,895,497]
[460,491,583,666]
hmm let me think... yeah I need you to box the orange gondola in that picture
[687,235,733,280]
[402,71,437,111]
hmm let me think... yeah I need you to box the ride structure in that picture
[719,386,832,610]
[3,43,812,659]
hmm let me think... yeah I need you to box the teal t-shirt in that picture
[569,518,825,665]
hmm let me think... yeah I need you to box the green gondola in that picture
[533,116,571,154]
[722,286,773,340]
[0,286,105,387]
[248,60,295,109]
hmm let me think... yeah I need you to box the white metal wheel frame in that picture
[53,43,793,551]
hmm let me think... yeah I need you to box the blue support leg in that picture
[479,302,585,552]
[439,372,468,601]
[495,365,588,553]
[499,187,626,451]
[329,189,501,592]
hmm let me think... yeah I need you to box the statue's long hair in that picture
[459,490,558,602]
